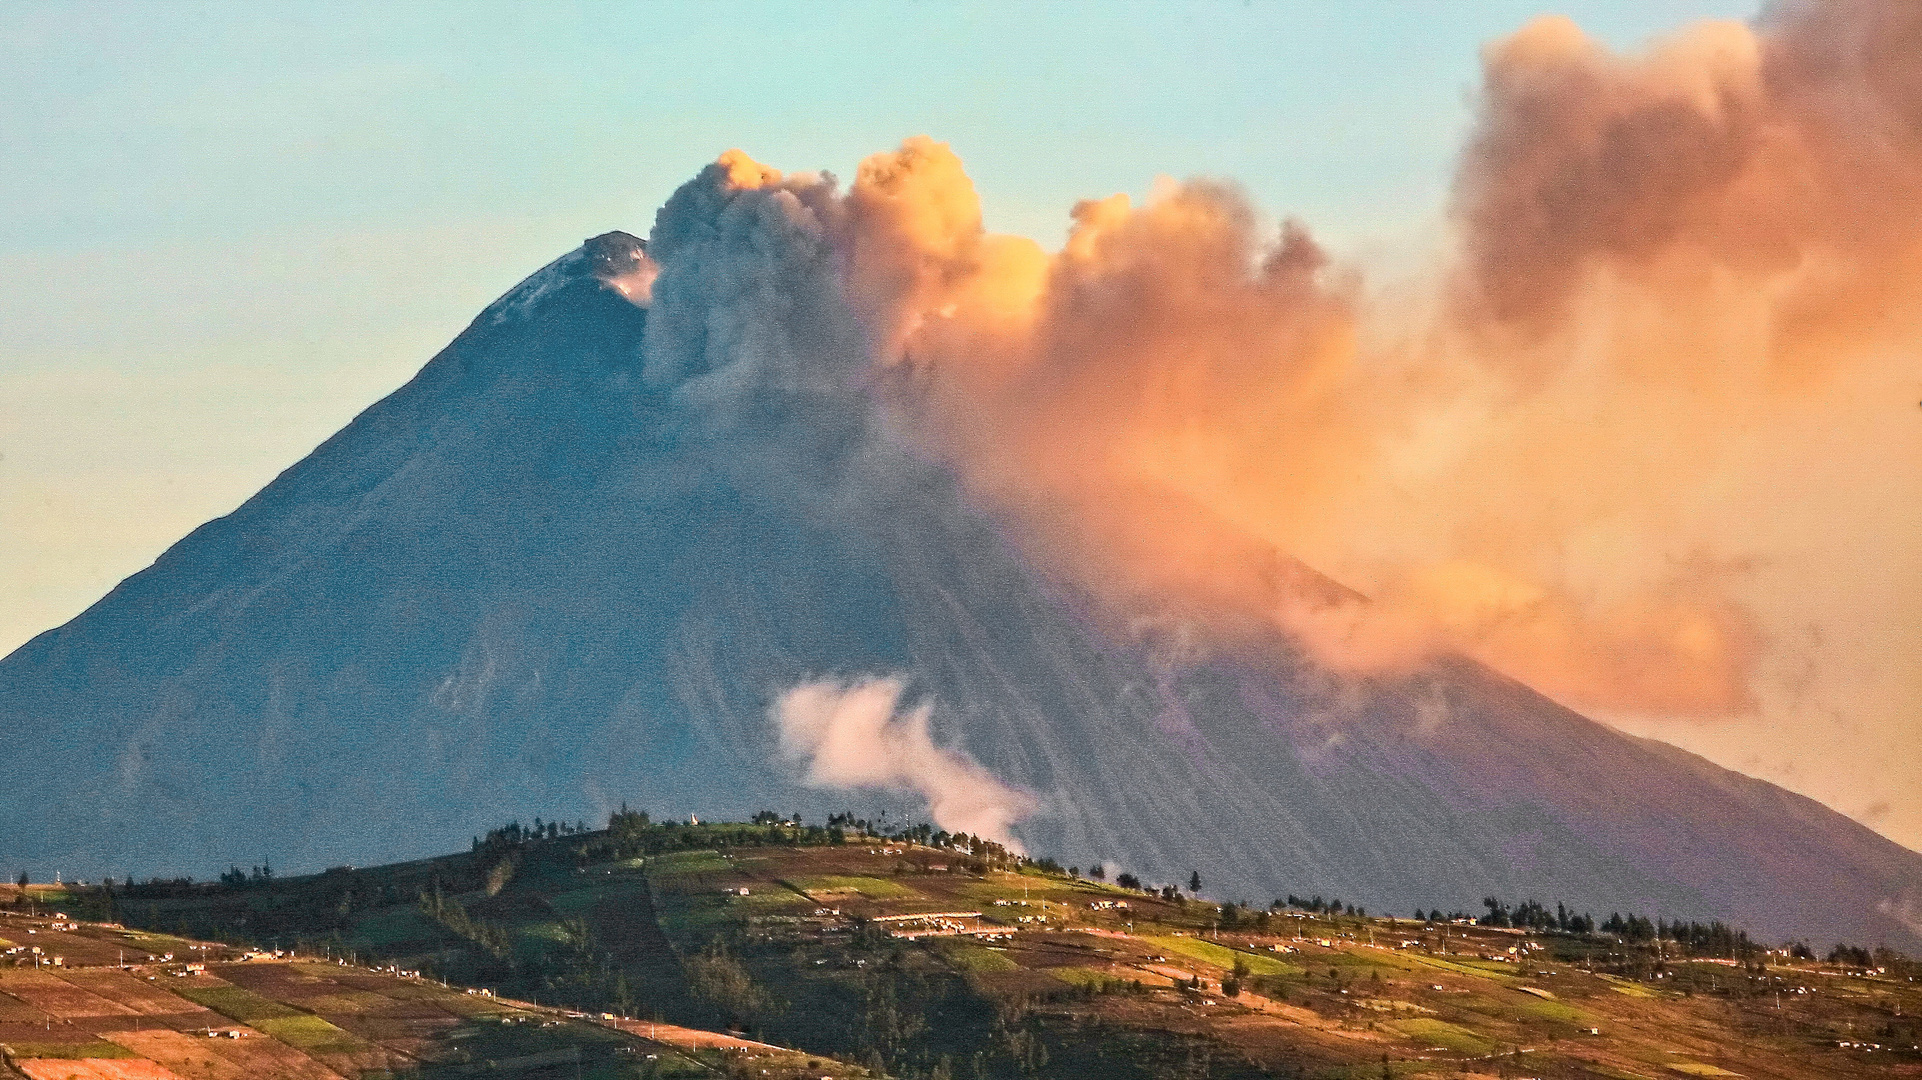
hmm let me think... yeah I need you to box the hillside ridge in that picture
[11,817,1914,1080]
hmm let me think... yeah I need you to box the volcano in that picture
[3,222,1918,953]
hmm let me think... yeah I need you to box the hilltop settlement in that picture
[4,813,1917,1079]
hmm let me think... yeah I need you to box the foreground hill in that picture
[1,212,1918,952]
[0,888,860,1080]
[23,821,1920,1080]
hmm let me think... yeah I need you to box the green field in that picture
[350,906,442,948]
[1389,1017,1497,1055]
[297,989,394,1013]
[1599,972,1660,997]
[1045,967,1133,990]
[784,874,918,899]
[1144,935,1296,976]
[936,942,1020,973]
[252,1013,369,1054]
[1397,948,1522,981]
[644,851,730,876]
[171,982,305,1021]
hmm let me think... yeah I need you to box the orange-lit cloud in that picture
[828,137,1772,719]
[647,0,1919,736]
[1454,2,1922,379]
[843,8,1912,723]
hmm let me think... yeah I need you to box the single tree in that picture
[1189,870,1202,894]
[15,870,27,889]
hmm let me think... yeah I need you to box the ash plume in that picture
[639,0,1920,845]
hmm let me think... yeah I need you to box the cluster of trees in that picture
[217,862,275,887]
[472,816,589,852]
[576,807,848,863]
[1409,896,1785,963]
[1437,896,1765,960]
[1834,943,1873,966]
[1475,897,1595,934]
[415,847,641,1016]
[686,917,1012,1079]
[118,876,205,899]
[1281,894,1365,918]
[1814,937,1906,972]
[459,805,1038,880]
[1216,902,1271,933]
[873,820,1022,870]
[1100,869,1199,903]
[417,880,511,956]
[1593,914,1756,959]
[1221,956,1252,997]
[682,939,777,1029]
[1271,890,1875,971]
[1598,912,1660,940]
[608,805,651,849]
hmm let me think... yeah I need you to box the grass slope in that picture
[23,820,1915,1080]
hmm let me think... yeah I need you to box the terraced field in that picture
[0,905,868,1080]
[22,825,1919,1079]
[611,833,1922,1078]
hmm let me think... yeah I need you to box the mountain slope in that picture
[3,231,1917,953]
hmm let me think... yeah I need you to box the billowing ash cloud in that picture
[771,676,1036,848]
[1455,1,1922,360]
[639,0,1920,844]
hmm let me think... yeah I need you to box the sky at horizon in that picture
[16,1,1919,858]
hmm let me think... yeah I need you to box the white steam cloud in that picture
[771,675,1035,848]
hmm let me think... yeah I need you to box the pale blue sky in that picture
[1,0,1761,655]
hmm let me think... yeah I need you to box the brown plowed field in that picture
[55,975,211,1020]
[0,975,134,1020]
[604,1019,785,1052]
[0,991,48,1023]
[0,909,776,1080]
[172,1028,341,1080]
[15,1059,184,1080]
[97,1031,255,1080]
[209,965,453,1064]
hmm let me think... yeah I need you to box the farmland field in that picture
[0,902,867,1080]
[21,821,1917,1080]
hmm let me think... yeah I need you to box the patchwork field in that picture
[0,901,869,1080]
[25,823,1919,1079]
